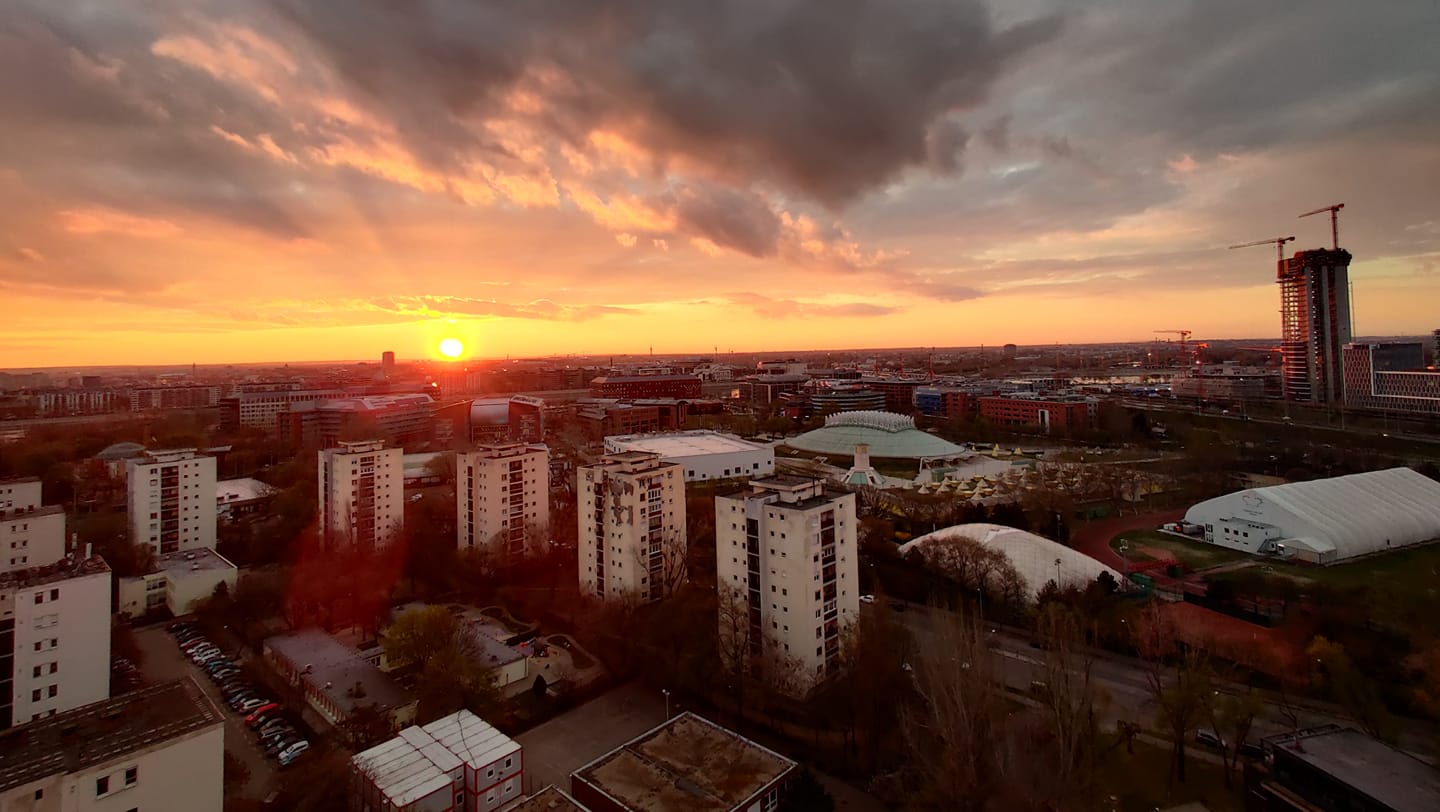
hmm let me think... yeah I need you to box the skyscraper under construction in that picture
[1278,248,1352,405]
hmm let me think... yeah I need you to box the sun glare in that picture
[438,338,464,358]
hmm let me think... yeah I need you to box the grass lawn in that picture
[1220,541,1440,591]
[1098,742,1243,812]
[1112,530,1254,569]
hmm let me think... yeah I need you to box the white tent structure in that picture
[898,523,1122,600]
[1183,467,1440,565]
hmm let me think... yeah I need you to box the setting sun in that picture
[438,338,464,358]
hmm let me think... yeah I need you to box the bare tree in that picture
[1133,601,1214,784]
[716,582,756,721]
[901,611,1023,810]
[632,526,688,602]
[1208,685,1263,787]
[1033,604,1108,801]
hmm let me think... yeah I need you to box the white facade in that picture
[603,430,775,483]
[0,680,224,812]
[116,547,239,618]
[578,452,686,606]
[715,478,858,696]
[126,449,217,556]
[0,557,112,729]
[352,710,522,812]
[319,441,404,552]
[1,479,66,575]
[457,444,551,559]
[1184,467,1440,564]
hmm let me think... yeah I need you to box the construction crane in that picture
[1155,329,1192,363]
[1229,235,1295,262]
[1299,202,1345,250]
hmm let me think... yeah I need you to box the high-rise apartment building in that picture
[318,441,404,552]
[715,477,857,696]
[1,478,66,574]
[126,449,217,555]
[0,679,224,810]
[0,555,112,728]
[578,452,686,605]
[1278,248,1352,404]
[457,444,551,559]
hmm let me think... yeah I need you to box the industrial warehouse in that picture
[1183,467,1440,565]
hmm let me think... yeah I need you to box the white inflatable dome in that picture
[898,523,1122,600]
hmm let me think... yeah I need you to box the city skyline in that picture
[2,0,1438,367]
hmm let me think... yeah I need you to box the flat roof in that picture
[0,476,40,486]
[592,375,701,383]
[0,678,221,793]
[1,555,110,591]
[151,546,238,576]
[573,712,796,812]
[510,786,591,812]
[1269,726,1440,811]
[0,504,65,522]
[266,629,411,715]
[215,477,278,504]
[607,431,766,458]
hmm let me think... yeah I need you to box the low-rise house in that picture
[351,710,522,812]
[116,547,239,618]
[265,629,416,729]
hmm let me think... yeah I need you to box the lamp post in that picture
[662,688,671,720]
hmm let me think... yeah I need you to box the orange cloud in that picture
[57,208,182,238]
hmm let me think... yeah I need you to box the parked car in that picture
[278,741,310,766]
[167,620,194,633]
[179,637,211,652]
[246,704,281,725]
[228,693,259,710]
[238,697,269,712]
[265,736,300,756]
[258,721,295,739]
[859,594,876,604]
[1239,741,1265,760]
[1195,730,1227,751]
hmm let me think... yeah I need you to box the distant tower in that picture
[381,351,395,372]
[1003,343,1018,362]
[1278,248,1353,404]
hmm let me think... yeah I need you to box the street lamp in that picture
[662,688,671,720]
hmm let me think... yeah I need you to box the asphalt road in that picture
[136,626,278,802]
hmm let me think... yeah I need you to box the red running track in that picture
[1069,508,1187,568]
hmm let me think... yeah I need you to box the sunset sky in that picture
[2,0,1437,367]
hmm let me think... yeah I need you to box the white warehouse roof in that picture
[1184,467,1440,562]
[605,430,767,457]
[898,523,1122,600]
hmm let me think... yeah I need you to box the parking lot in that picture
[515,681,669,794]
[135,626,280,801]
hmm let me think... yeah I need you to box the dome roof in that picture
[898,523,1122,600]
[785,411,964,459]
[96,442,146,460]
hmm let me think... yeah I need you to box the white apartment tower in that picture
[0,679,224,810]
[0,555,112,729]
[1,478,66,574]
[715,477,858,696]
[578,452,686,605]
[126,449,217,555]
[457,444,551,559]
[318,441,403,552]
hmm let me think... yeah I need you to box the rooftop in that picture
[573,713,796,812]
[510,786,591,812]
[215,477,279,505]
[1,555,110,591]
[150,547,238,577]
[785,410,964,460]
[0,678,221,793]
[606,431,766,458]
[0,504,65,522]
[0,476,40,485]
[266,629,411,716]
[1267,726,1440,812]
[352,711,520,807]
[592,374,701,384]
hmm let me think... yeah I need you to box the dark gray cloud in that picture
[271,0,1062,207]
[673,186,783,258]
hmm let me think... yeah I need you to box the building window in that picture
[125,766,138,785]
[96,776,109,796]
[48,685,57,698]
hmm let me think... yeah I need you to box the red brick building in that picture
[979,395,1096,433]
[589,375,702,399]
